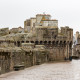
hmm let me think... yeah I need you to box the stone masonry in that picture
[0,13,73,75]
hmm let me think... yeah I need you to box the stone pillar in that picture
[65,43,68,59]
[32,52,36,65]
[67,43,69,59]
[70,42,72,57]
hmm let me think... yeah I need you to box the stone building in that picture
[0,13,73,74]
[73,31,80,58]
[0,32,48,74]
[24,18,36,33]
[0,34,25,74]
[24,14,73,61]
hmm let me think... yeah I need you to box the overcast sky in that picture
[0,0,80,34]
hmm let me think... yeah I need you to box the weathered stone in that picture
[0,13,73,75]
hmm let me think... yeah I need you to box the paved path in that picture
[0,60,80,80]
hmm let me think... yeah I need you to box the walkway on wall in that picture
[0,60,80,80]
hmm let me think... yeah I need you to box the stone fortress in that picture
[0,13,73,74]
[73,31,80,58]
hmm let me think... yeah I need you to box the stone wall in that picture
[0,52,10,74]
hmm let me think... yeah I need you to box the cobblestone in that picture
[0,60,80,80]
